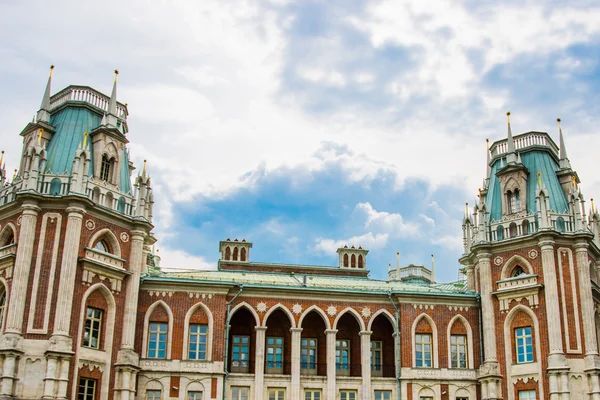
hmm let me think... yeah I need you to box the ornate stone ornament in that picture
[494,256,503,266]
[528,249,538,260]
[120,232,129,242]
[292,304,303,315]
[85,219,96,230]
[327,305,337,316]
[257,302,267,313]
[16,216,22,226]
[361,307,371,318]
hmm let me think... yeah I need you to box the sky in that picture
[1,0,600,283]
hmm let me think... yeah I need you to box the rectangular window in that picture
[374,391,391,400]
[301,338,317,373]
[304,390,321,400]
[188,392,202,400]
[188,324,208,360]
[518,390,536,400]
[267,337,284,373]
[336,339,350,374]
[340,390,357,400]
[267,388,285,400]
[450,334,467,368]
[371,341,383,373]
[83,307,103,349]
[415,333,432,367]
[515,327,533,363]
[231,335,250,372]
[147,391,161,400]
[147,322,168,359]
[231,387,249,400]
[78,378,96,400]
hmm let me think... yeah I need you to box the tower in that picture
[0,67,155,399]
[460,114,600,400]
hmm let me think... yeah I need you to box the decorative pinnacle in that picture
[143,159,147,174]
[12,169,17,180]
[572,175,577,188]
[0,150,4,166]
[83,131,88,148]
[537,172,542,188]
[38,128,43,146]
[465,202,469,216]
[486,138,489,150]
[592,198,595,213]
[49,65,55,78]
[114,69,119,82]
[557,117,561,127]
[506,111,511,123]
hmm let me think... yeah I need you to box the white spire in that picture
[106,70,119,128]
[37,65,54,123]
[558,118,571,169]
[506,111,517,164]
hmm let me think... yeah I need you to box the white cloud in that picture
[158,247,214,270]
[297,66,347,87]
[355,202,421,238]
[313,232,389,254]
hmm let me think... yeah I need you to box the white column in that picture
[359,331,372,400]
[549,374,560,400]
[42,356,59,398]
[326,329,337,400]
[539,238,565,357]
[254,326,267,400]
[5,201,40,334]
[121,370,131,400]
[53,205,85,336]
[477,252,497,362]
[0,354,16,396]
[590,374,600,400]
[56,358,70,400]
[120,231,146,349]
[290,328,303,400]
[574,243,599,356]
[560,372,569,400]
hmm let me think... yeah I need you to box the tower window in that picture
[0,288,6,331]
[511,266,526,277]
[508,189,521,214]
[100,154,114,182]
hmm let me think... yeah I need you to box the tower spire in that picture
[430,254,436,284]
[505,111,518,164]
[37,65,54,123]
[106,69,119,128]
[558,118,571,169]
[486,138,491,179]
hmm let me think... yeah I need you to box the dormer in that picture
[219,238,252,262]
[336,245,368,269]
[496,161,529,217]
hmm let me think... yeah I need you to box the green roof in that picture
[487,150,569,221]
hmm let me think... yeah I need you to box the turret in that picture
[462,202,473,253]
[105,70,120,128]
[337,245,368,269]
[590,199,600,247]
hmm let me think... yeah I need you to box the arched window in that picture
[49,178,61,195]
[556,217,566,232]
[514,189,521,212]
[240,248,247,262]
[506,190,513,213]
[351,254,356,268]
[6,233,14,245]
[496,225,504,241]
[511,266,526,278]
[0,225,16,247]
[100,155,115,182]
[0,287,6,331]
[232,247,239,261]
[105,192,114,208]
[509,222,518,238]
[224,247,231,261]
[358,255,364,269]
[343,254,349,268]
[94,240,110,254]
[522,220,529,235]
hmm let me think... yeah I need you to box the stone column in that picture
[119,230,146,350]
[42,355,59,398]
[560,372,569,400]
[290,328,303,400]
[52,204,86,337]
[359,331,372,400]
[120,370,131,400]
[326,329,337,400]
[0,354,17,396]
[539,238,565,358]
[5,201,40,334]
[56,358,70,400]
[574,242,599,357]
[254,326,267,400]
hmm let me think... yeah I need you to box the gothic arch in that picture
[88,228,122,257]
[333,307,366,331]
[446,314,474,369]
[142,300,174,359]
[183,302,214,360]
[501,254,534,280]
[0,223,16,247]
[262,303,296,328]
[503,305,544,400]
[0,277,9,332]
[367,309,396,331]
[145,379,164,392]
[411,313,439,368]
[298,305,331,330]
[229,302,260,326]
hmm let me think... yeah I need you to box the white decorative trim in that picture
[411,313,439,368]
[27,212,62,334]
[85,219,96,230]
[142,300,174,359]
[182,302,214,361]
[120,232,129,242]
[446,314,475,369]
[229,302,260,326]
[366,309,395,331]
[292,304,302,315]
[256,302,267,313]
[361,307,371,318]
[16,215,22,226]
[187,292,214,300]
[79,359,105,373]
[147,291,174,298]
[298,305,331,330]
[528,249,538,259]
[327,305,337,316]
[557,247,582,353]
[447,306,470,312]
[333,307,366,331]
[0,278,10,332]
[500,254,534,280]
[88,228,122,258]
[494,256,504,266]
[413,304,435,310]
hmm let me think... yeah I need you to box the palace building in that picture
[0,69,598,400]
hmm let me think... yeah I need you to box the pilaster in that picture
[290,328,302,400]
[254,326,267,400]
[326,329,337,400]
[359,331,372,400]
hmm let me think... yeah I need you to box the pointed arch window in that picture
[0,288,6,331]
[5,232,14,246]
[511,266,526,278]
[100,154,115,182]
[94,239,110,254]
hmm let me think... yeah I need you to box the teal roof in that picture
[487,150,569,221]
[119,148,131,194]
[46,107,101,174]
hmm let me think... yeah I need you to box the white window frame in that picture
[515,326,534,364]
[147,322,168,359]
[142,300,173,359]
[183,302,214,361]
[518,390,536,400]
[187,391,202,400]
[370,340,383,373]
[304,389,321,400]
[450,334,467,369]
[415,333,432,368]
[231,335,250,372]
[146,390,162,400]
[188,323,208,360]
[336,339,350,374]
[411,313,439,368]
[267,387,286,400]
[266,336,284,373]
[340,390,357,400]
[301,338,318,374]
[231,386,249,400]
[374,390,391,400]
[78,378,97,400]
[83,307,103,349]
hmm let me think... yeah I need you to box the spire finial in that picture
[12,169,17,181]
[106,69,119,127]
[0,151,4,166]
[49,65,54,78]
[143,159,147,175]
[506,111,511,123]
[465,202,469,216]
[506,111,515,154]
[430,253,436,283]
[38,128,43,146]
[37,65,54,122]
[114,69,119,82]
[572,175,577,188]
[83,131,88,148]
[592,198,595,213]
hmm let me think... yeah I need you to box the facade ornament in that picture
[494,256,504,266]
[528,249,538,259]
[361,307,371,318]
[292,304,303,315]
[120,232,129,242]
[85,219,96,230]
[16,215,22,226]
[327,306,337,316]
[256,302,267,313]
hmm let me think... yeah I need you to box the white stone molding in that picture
[366,309,395,332]
[413,304,435,310]
[185,380,207,400]
[142,300,174,359]
[81,249,130,293]
[500,254,534,280]
[182,302,214,361]
[144,379,164,396]
[256,302,267,313]
[446,306,471,312]
[88,228,122,258]
[187,292,214,300]
[262,303,296,328]
[85,219,96,231]
[292,304,302,315]
[411,313,439,368]
[327,305,337,316]
[361,307,371,318]
[333,307,366,331]
[494,275,541,312]
[494,256,504,266]
[27,212,62,334]
[417,385,437,399]
[79,359,105,373]
[147,291,174,298]
[502,304,544,400]
[120,232,129,243]
[0,277,9,332]
[557,247,582,354]
[298,305,331,330]
[229,302,260,326]
[71,283,116,400]
[528,249,538,260]
[446,314,475,369]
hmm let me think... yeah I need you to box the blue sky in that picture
[2,0,600,281]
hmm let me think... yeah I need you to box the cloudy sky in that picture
[2,0,600,282]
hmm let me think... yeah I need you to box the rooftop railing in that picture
[49,85,128,119]
[490,132,559,158]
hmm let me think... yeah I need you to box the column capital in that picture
[290,327,303,333]
[573,241,589,252]
[255,326,268,332]
[130,230,146,242]
[359,330,372,336]
[538,237,556,250]
[476,252,492,262]
[65,205,86,217]
[21,202,41,215]
[325,329,338,335]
